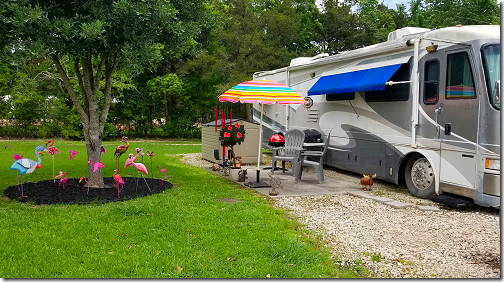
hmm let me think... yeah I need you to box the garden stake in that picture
[147,151,154,178]
[45,140,60,183]
[69,150,78,183]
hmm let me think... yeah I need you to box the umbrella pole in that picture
[256,103,263,182]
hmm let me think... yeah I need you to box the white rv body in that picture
[253,25,500,208]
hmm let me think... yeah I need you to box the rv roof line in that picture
[418,37,468,46]
[285,38,416,70]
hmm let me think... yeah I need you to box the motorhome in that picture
[253,25,500,208]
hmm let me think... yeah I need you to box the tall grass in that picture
[0,140,366,278]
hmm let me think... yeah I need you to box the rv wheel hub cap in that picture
[411,158,434,189]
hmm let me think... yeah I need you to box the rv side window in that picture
[446,52,476,99]
[481,44,500,110]
[424,59,439,104]
[326,92,355,101]
[365,63,410,102]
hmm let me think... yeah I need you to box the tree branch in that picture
[52,53,88,122]
[73,60,89,114]
[99,52,119,130]
[94,54,106,95]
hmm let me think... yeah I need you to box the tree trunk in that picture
[52,50,117,188]
[245,103,252,122]
[85,131,107,188]
[164,92,169,124]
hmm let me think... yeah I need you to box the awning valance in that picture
[307,56,411,96]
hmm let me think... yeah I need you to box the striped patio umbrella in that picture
[219,80,305,187]
[219,80,305,104]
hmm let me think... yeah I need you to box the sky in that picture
[381,0,411,9]
[315,0,411,10]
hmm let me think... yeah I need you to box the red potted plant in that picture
[219,122,246,170]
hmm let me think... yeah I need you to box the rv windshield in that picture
[482,44,500,109]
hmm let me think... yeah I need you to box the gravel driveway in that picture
[180,153,500,278]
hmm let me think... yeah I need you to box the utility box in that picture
[202,119,262,165]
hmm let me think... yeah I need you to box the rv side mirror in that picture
[494,80,500,105]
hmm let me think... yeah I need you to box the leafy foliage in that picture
[0,0,499,142]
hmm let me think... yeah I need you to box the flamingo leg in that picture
[20,174,24,197]
[135,175,139,192]
[142,173,151,192]
[52,156,55,183]
[16,172,20,190]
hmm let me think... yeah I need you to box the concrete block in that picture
[368,196,395,203]
[416,205,442,212]
[383,201,411,209]
[346,191,374,199]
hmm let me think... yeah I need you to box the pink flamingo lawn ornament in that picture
[159,168,170,186]
[88,159,105,172]
[55,171,69,189]
[10,145,46,197]
[45,140,60,183]
[113,169,125,198]
[69,150,78,161]
[124,148,140,171]
[146,151,154,178]
[79,177,90,194]
[124,153,151,191]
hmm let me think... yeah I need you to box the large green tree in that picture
[408,0,500,28]
[0,0,207,187]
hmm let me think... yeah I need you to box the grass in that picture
[0,139,365,278]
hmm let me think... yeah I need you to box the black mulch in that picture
[4,177,173,205]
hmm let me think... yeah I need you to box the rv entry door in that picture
[437,48,478,192]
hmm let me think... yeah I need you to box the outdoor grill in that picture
[268,133,285,147]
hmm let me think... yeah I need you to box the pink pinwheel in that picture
[140,149,145,163]
[113,169,125,198]
[45,140,60,182]
[88,159,105,172]
[55,171,69,189]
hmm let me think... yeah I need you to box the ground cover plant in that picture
[0,139,366,278]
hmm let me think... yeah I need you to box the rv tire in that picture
[405,156,436,199]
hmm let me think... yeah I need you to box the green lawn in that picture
[0,139,366,278]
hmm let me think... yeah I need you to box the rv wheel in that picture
[405,156,436,199]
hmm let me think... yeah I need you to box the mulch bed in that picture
[4,177,173,205]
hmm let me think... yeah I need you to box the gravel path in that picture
[179,153,500,278]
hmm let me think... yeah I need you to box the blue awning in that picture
[307,62,405,96]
